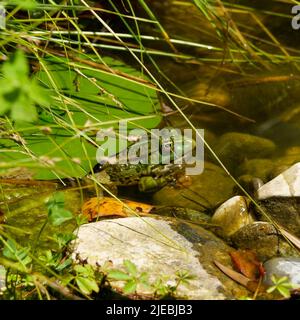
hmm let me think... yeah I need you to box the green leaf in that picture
[76,277,99,295]
[7,0,38,10]
[2,239,18,260]
[123,260,137,276]
[0,50,50,123]
[54,233,76,248]
[0,54,161,180]
[48,207,73,226]
[46,192,65,211]
[2,239,32,266]
[123,280,137,294]
[56,257,73,272]
[108,270,132,281]
[29,80,51,106]
[11,99,38,123]
[139,272,149,284]
[2,50,29,81]
[278,286,291,298]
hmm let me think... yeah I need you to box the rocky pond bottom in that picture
[70,161,300,299]
[1,133,300,299]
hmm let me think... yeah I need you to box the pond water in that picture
[1,0,300,299]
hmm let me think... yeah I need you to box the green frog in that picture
[86,163,185,193]
[84,132,195,193]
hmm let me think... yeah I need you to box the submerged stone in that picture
[230,222,298,261]
[237,159,274,182]
[263,257,300,286]
[256,163,300,236]
[71,216,248,299]
[152,206,211,225]
[152,162,235,213]
[213,132,276,172]
[211,196,254,238]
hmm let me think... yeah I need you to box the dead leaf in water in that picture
[214,260,264,293]
[82,197,154,221]
[230,250,265,280]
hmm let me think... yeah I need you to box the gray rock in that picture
[231,222,298,261]
[211,196,254,238]
[71,217,248,299]
[263,257,300,286]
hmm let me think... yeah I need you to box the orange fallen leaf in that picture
[229,249,265,280]
[82,197,154,221]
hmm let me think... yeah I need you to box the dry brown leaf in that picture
[214,260,262,292]
[229,249,265,280]
[214,260,250,287]
[82,197,154,221]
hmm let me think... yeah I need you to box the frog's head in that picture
[161,134,196,163]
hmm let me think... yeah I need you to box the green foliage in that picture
[266,275,296,298]
[108,259,150,294]
[46,192,73,226]
[108,260,195,297]
[53,233,76,250]
[153,270,196,298]
[5,0,38,10]
[0,54,161,180]
[73,265,99,295]
[2,239,32,269]
[0,50,50,123]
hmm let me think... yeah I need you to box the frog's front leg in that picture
[138,176,167,193]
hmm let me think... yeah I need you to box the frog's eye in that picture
[93,162,105,172]
[162,142,172,151]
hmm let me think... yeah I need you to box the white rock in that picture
[264,257,300,286]
[71,217,226,299]
[257,162,300,200]
[212,196,254,237]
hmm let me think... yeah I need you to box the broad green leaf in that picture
[123,259,137,276]
[0,54,161,179]
[0,50,49,123]
[46,192,65,211]
[10,98,38,123]
[76,277,99,295]
[6,0,38,10]
[278,286,291,298]
[123,280,137,294]
[56,257,73,272]
[3,239,32,266]
[108,270,132,281]
[30,80,51,106]
[48,208,73,226]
